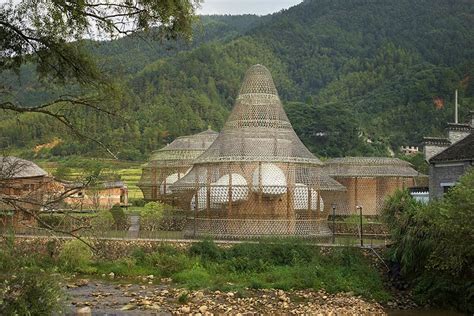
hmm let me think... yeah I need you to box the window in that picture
[440,182,455,194]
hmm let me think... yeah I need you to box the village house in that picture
[428,132,473,199]
[0,156,54,228]
[62,180,129,210]
[424,111,473,199]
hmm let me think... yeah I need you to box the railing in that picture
[1,214,390,247]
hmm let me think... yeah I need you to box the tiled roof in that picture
[429,132,474,162]
[0,156,48,179]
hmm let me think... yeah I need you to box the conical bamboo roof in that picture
[195,64,322,165]
[174,64,344,191]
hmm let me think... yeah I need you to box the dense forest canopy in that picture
[1,0,473,160]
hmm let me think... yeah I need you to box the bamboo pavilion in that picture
[172,64,345,238]
[323,157,421,215]
[138,129,218,204]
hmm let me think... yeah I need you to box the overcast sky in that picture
[198,0,303,15]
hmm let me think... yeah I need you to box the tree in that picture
[381,169,474,312]
[0,0,200,157]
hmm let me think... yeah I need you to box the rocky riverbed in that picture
[65,278,386,315]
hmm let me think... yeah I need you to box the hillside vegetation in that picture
[1,0,473,160]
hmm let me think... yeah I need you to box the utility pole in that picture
[455,89,459,124]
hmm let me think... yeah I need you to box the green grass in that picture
[42,239,390,302]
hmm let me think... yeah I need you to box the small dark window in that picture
[443,185,453,194]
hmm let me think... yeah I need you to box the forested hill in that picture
[1,0,473,160]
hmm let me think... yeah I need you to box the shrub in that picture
[189,239,222,261]
[145,251,194,277]
[140,202,165,231]
[0,233,16,272]
[58,239,93,272]
[129,198,146,207]
[227,256,269,273]
[228,240,314,266]
[91,210,114,231]
[173,265,212,289]
[0,268,64,315]
[38,214,62,228]
[381,189,431,276]
[130,247,147,264]
[110,205,129,230]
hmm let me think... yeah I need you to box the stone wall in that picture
[10,236,194,260]
[429,162,472,199]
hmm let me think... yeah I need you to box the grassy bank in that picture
[1,238,390,305]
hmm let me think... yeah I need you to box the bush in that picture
[381,189,431,276]
[173,265,212,289]
[110,205,129,230]
[0,268,64,315]
[38,214,62,228]
[189,239,223,261]
[381,170,474,312]
[58,239,94,272]
[145,252,194,277]
[140,202,165,231]
[129,198,146,207]
[91,210,115,231]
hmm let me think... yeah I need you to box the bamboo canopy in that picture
[324,157,420,178]
[138,129,218,201]
[172,64,344,238]
[174,64,344,192]
[323,157,422,216]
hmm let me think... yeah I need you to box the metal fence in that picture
[1,212,390,247]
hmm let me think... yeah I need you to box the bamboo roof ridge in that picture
[324,157,421,177]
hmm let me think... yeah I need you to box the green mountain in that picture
[1,0,473,160]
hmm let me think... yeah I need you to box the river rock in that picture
[76,307,91,316]
[199,305,208,313]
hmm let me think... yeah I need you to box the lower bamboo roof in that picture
[144,128,218,168]
[324,157,421,177]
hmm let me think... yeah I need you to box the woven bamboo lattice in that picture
[323,157,423,216]
[172,65,345,238]
[138,129,218,203]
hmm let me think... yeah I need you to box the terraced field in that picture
[38,159,144,199]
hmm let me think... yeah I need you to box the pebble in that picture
[199,305,208,313]
[67,282,387,315]
[76,306,91,316]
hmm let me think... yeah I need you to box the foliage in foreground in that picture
[382,169,474,312]
[0,236,390,305]
[0,235,65,315]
